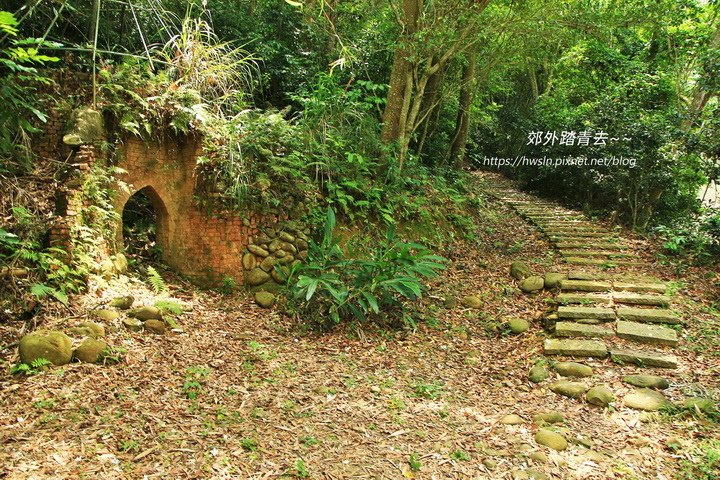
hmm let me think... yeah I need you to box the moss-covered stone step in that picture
[554,293,611,304]
[556,242,628,250]
[560,250,631,258]
[557,306,616,320]
[555,321,615,338]
[610,349,678,369]
[616,320,679,346]
[544,339,608,357]
[612,292,671,307]
[616,307,680,325]
[547,232,613,238]
[613,282,667,294]
[563,257,641,267]
[559,279,612,292]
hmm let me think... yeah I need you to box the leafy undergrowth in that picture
[1,191,719,479]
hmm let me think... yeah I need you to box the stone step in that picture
[612,293,670,307]
[551,237,619,244]
[568,271,606,280]
[544,339,608,357]
[564,257,641,267]
[559,279,612,292]
[613,282,667,294]
[556,243,628,250]
[616,307,681,325]
[546,232,613,238]
[554,293,611,305]
[557,306,616,320]
[555,321,615,338]
[616,321,679,346]
[610,349,678,369]
[560,250,631,258]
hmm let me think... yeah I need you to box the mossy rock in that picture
[520,276,544,293]
[255,291,276,308]
[19,330,73,366]
[122,318,143,332]
[554,361,593,378]
[74,338,108,363]
[529,365,549,383]
[461,295,483,309]
[510,261,531,280]
[544,272,566,289]
[246,267,271,286]
[109,296,134,310]
[444,296,458,308]
[73,321,106,338]
[112,254,129,274]
[508,318,530,334]
[549,381,588,399]
[586,385,615,407]
[533,412,564,424]
[622,374,669,390]
[144,319,166,334]
[534,429,568,451]
[62,106,105,145]
[92,309,119,322]
[128,306,162,321]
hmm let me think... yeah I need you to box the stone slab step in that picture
[557,306,616,320]
[559,279,612,292]
[613,282,667,294]
[564,257,641,267]
[610,349,678,369]
[616,320,679,346]
[560,250,631,258]
[616,307,680,325]
[546,232,613,238]
[554,293,611,304]
[556,243,628,250]
[555,321,615,338]
[544,339,608,357]
[612,292,670,307]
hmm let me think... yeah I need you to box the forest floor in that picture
[1,174,719,480]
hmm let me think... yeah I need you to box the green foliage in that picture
[183,365,210,400]
[146,266,169,295]
[0,10,59,173]
[678,440,720,480]
[294,459,310,478]
[9,358,52,376]
[286,209,446,328]
[411,380,444,400]
[655,206,720,264]
[154,300,183,315]
[408,453,422,472]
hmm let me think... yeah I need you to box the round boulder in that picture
[508,318,530,334]
[246,267,271,286]
[529,365,549,383]
[543,273,566,289]
[534,429,567,451]
[461,295,483,309]
[129,306,162,321]
[109,296,134,310]
[549,381,588,399]
[74,338,108,363]
[554,362,593,378]
[255,291,276,308]
[510,261,531,280]
[19,330,73,366]
[144,319,166,334]
[586,385,615,407]
[519,276,544,293]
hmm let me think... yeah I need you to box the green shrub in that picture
[286,208,445,328]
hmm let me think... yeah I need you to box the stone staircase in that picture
[483,177,681,370]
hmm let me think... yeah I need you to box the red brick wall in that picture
[114,136,287,286]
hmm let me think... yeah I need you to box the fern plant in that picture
[147,266,169,295]
[10,357,52,375]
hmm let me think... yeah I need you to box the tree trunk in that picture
[416,62,445,159]
[381,0,421,144]
[449,50,477,168]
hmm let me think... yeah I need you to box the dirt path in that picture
[0,175,717,479]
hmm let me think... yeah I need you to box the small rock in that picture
[259,256,276,272]
[510,261,531,280]
[128,306,162,321]
[535,429,568,451]
[246,267,271,286]
[122,318,143,332]
[520,276,544,293]
[92,309,119,322]
[586,385,615,407]
[112,254,128,274]
[109,296,134,309]
[255,291,276,308]
[528,451,548,464]
[482,458,497,470]
[550,381,588,399]
[508,318,530,334]
[444,296,458,308]
[622,374,669,390]
[279,232,295,242]
[526,469,549,480]
[624,389,670,411]
[533,412,564,424]
[144,319,166,334]
[74,338,108,363]
[500,414,524,425]
[461,295,482,309]
[242,253,257,270]
[78,322,105,338]
[554,361,593,378]
[18,330,73,366]
[529,365,549,383]
[248,244,270,257]
[544,272,566,289]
